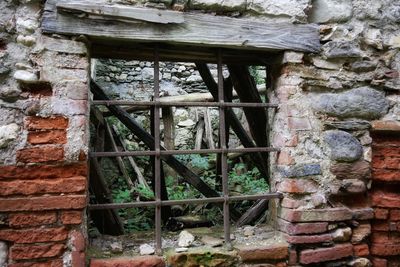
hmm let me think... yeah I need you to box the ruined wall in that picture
[0,1,89,266]
[0,0,399,266]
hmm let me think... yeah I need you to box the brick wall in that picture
[371,125,400,267]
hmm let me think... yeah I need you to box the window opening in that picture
[89,48,282,254]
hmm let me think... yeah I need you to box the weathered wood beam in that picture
[43,0,321,53]
[57,1,184,24]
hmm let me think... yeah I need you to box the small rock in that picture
[0,87,21,102]
[13,70,38,83]
[324,130,363,162]
[201,236,223,247]
[332,227,352,242]
[280,163,322,178]
[323,41,361,59]
[340,179,367,193]
[363,29,383,50]
[347,258,371,267]
[186,75,203,83]
[178,230,195,247]
[243,226,255,236]
[282,51,304,64]
[324,120,371,131]
[177,119,195,127]
[139,244,155,255]
[110,241,123,254]
[0,123,19,148]
[0,241,7,267]
[16,35,36,47]
[312,58,342,70]
[310,0,352,23]
[175,247,188,253]
[351,60,377,72]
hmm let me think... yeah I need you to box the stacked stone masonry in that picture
[0,0,400,266]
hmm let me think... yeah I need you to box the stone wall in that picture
[0,1,89,266]
[0,0,399,266]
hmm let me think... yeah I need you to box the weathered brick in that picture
[237,244,289,262]
[330,160,371,180]
[71,230,85,252]
[371,243,400,256]
[0,163,87,180]
[371,232,400,244]
[372,146,400,157]
[353,244,369,257]
[25,116,68,130]
[281,198,306,209]
[372,120,400,132]
[277,179,318,194]
[286,233,332,244]
[278,219,328,235]
[279,207,352,222]
[71,251,85,267]
[351,223,371,244]
[371,257,387,267]
[372,157,400,170]
[277,151,294,165]
[17,146,64,163]
[28,130,67,145]
[0,227,67,243]
[371,190,400,208]
[10,243,65,260]
[375,208,389,219]
[9,212,57,227]
[61,210,83,225]
[90,256,165,267]
[0,177,86,196]
[352,208,374,220]
[8,259,63,267]
[288,248,297,265]
[299,243,353,264]
[390,209,400,221]
[0,195,86,212]
[372,169,400,182]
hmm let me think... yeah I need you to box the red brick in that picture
[0,195,86,212]
[353,244,369,257]
[279,207,352,222]
[71,251,85,267]
[281,197,306,209]
[390,209,400,221]
[278,219,328,235]
[9,212,57,227]
[0,227,67,243]
[90,256,165,267]
[28,130,67,145]
[375,208,389,219]
[371,232,400,244]
[372,169,400,182]
[0,177,86,196]
[372,157,400,170]
[371,243,400,256]
[373,146,400,157]
[25,116,68,130]
[372,190,400,208]
[61,210,83,225]
[9,259,63,267]
[17,146,64,163]
[288,249,297,265]
[299,243,353,264]
[10,244,65,260]
[277,151,294,165]
[371,257,387,267]
[71,230,85,252]
[286,233,332,244]
[372,120,400,132]
[277,179,318,194]
[237,244,289,262]
[0,163,87,180]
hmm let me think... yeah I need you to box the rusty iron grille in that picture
[89,49,283,253]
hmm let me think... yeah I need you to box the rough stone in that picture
[323,41,362,59]
[309,0,352,23]
[363,29,383,49]
[190,0,246,12]
[0,123,19,148]
[340,179,367,194]
[110,242,123,254]
[312,58,343,70]
[313,87,390,120]
[330,160,371,180]
[331,227,352,242]
[168,249,239,267]
[13,70,38,83]
[324,120,371,131]
[351,224,371,244]
[247,0,311,22]
[178,230,195,247]
[324,130,363,162]
[139,244,155,255]
[243,226,255,236]
[16,35,36,47]
[0,241,7,267]
[280,163,322,178]
[200,236,223,247]
[351,60,377,72]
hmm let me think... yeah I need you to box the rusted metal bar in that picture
[153,49,162,254]
[92,100,278,108]
[217,50,231,249]
[88,192,283,210]
[90,146,280,158]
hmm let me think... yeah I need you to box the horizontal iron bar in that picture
[88,192,283,210]
[90,147,280,157]
[91,100,278,108]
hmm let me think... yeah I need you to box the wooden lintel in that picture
[43,0,321,53]
[57,1,185,24]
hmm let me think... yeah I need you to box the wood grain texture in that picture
[43,0,321,53]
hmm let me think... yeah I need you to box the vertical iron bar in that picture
[218,50,231,249]
[154,48,162,254]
